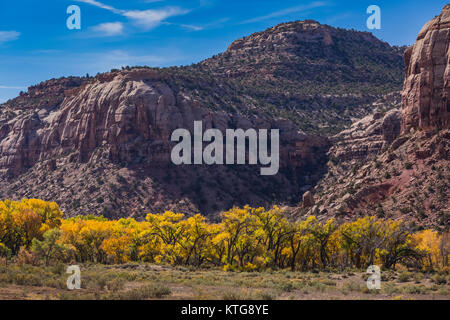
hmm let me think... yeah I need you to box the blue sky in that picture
[0,0,448,102]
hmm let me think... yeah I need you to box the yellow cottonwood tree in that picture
[412,230,441,270]
[0,199,446,272]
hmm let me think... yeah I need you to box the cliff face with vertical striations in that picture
[402,4,450,133]
[304,6,450,230]
[0,68,330,219]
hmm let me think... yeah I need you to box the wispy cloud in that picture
[123,8,189,30]
[0,85,26,89]
[75,0,122,14]
[75,0,189,31]
[180,24,204,31]
[91,22,124,36]
[0,31,21,44]
[240,1,328,24]
[0,48,183,83]
[179,18,230,32]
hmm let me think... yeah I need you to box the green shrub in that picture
[344,280,363,292]
[117,283,171,300]
[403,285,427,295]
[13,273,42,286]
[413,273,424,283]
[431,274,447,285]
[398,272,411,283]
[107,278,126,292]
[280,282,295,292]
[258,291,277,300]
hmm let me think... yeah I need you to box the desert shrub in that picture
[117,283,171,300]
[42,277,66,289]
[280,282,295,292]
[431,274,447,285]
[107,278,126,292]
[84,274,109,291]
[343,280,363,292]
[398,272,411,283]
[402,285,427,295]
[258,291,277,300]
[413,273,424,283]
[383,283,401,295]
[51,262,66,275]
[15,247,39,266]
[0,243,11,264]
[13,273,42,286]
[222,291,246,300]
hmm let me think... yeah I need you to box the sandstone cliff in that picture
[330,95,401,164]
[402,4,450,132]
[0,68,329,219]
[303,6,450,230]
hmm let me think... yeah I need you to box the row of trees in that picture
[0,199,448,271]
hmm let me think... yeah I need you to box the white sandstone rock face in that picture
[402,4,450,133]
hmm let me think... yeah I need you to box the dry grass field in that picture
[0,263,448,300]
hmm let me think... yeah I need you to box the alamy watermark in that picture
[66,5,81,30]
[66,265,81,290]
[171,121,280,176]
[366,265,381,290]
[367,5,381,30]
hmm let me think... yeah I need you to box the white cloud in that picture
[75,0,122,14]
[176,17,230,32]
[123,8,189,30]
[75,0,188,31]
[240,1,328,24]
[91,22,124,36]
[0,31,20,44]
[180,24,204,31]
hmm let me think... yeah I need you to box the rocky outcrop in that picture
[382,109,402,143]
[330,102,401,164]
[0,69,328,177]
[2,77,88,110]
[402,5,450,133]
[200,20,405,135]
[308,6,450,229]
[0,69,329,218]
[302,191,315,208]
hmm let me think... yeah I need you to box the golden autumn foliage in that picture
[412,229,448,271]
[0,199,448,271]
[0,199,62,255]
